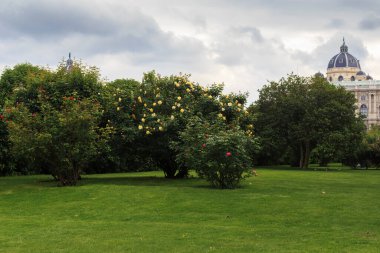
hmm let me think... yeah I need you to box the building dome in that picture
[357,70,366,76]
[326,38,362,82]
[327,40,360,69]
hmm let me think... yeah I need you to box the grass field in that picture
[0,168,379,252]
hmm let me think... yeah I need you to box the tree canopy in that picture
[253,74,365,168]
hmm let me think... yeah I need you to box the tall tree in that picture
[254,74,364,168]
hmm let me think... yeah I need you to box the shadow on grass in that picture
[256,164,356,172]
[38,175,249,190]
[75,175,210,188]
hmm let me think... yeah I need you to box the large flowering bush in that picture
[113,71,256,179]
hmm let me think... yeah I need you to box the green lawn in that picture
[0,168,379,252]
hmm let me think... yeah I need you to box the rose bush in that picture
[175,117,259,189]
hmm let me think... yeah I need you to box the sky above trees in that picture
[1,0,380,102]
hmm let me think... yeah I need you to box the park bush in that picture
[175,118,258,188]
[0,110,13,176]
[6,94,103,186]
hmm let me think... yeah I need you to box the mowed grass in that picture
[0,168,379,253]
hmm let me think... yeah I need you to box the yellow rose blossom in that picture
[223,116,226,120]
[138,96,142,103]
[158,100,162,105]
[222,108,225,111]
[152,113,156,117]
[180,109,184,113]
[228,102,232,106]
[157,119,160,123]
[175,82,180,87]
[118,97,122,102]
[159,126,164,131]
[153,102,157,106]
[218,113,223,118]
[156,94,160,98]
[208,95,212,99]
[149,108,154,112]
[238,103,242,107]
[172,106,176,110]
[177,103,181,107]
[141,118,145,123]
[144,103,147,107]
[177,96,181,101]
[146,130,151,135]
[186,88,190,92]
[117,107,120,111]
[171,115,175,120]
[138,125,143,130]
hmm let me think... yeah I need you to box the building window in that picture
[361,95,366,101]
[329,77,332,82]
[351,76,355,81]
[338,76,343,81]
[360,104,368,117]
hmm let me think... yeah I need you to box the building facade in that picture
[325,39,380,128]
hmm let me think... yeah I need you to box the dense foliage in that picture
[0,62,258,188]
[253,74,365,168]
[7,97,100,185]
[0,59,372,188]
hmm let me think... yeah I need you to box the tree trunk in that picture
[304,141,310,169]
[299,141,311,169]
[299,143,304,168]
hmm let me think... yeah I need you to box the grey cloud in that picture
[0,1,118,38]
[359,16,380,30]
[212,26,266,66]
[326,19,345,28]
[0,0,208,66]
[237,27,264,43]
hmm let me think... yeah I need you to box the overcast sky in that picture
[1,0,380,102]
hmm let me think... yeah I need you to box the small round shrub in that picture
[175,119,258,189]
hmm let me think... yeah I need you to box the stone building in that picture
[325,39,380,128]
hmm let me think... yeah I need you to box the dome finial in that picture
[66,52,73,71]
[340,38,348,53]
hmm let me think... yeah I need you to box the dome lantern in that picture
[340,38,348,53]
